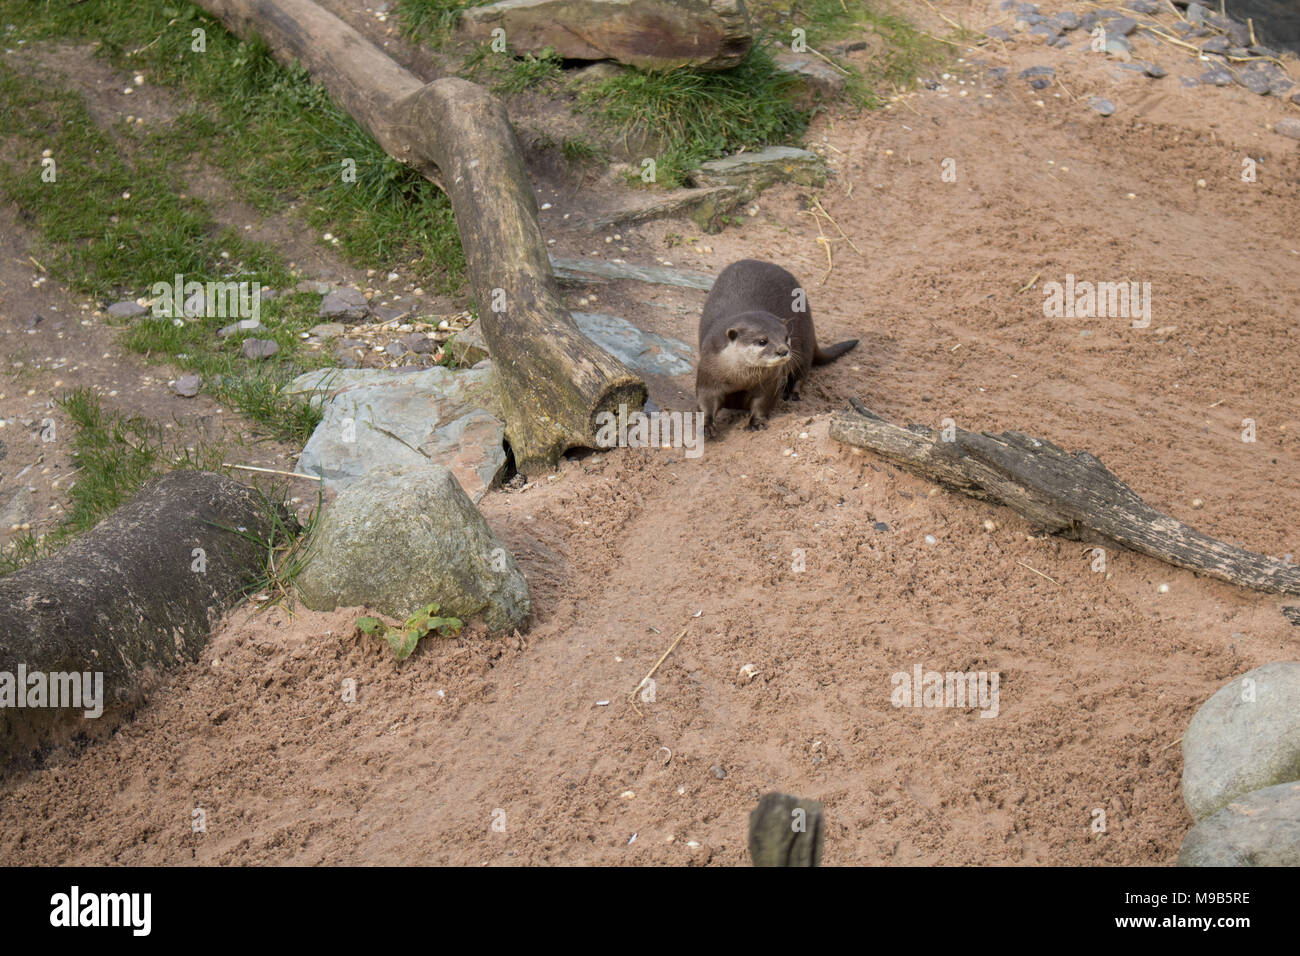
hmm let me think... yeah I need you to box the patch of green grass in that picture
[579,41,811,188]
[217,481,320,607]
[397,0,490,47]
[560,136,606,166]
[0,0,465,291]
[0,388,221,576]
[492,48,563,94]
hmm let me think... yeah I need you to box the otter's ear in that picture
[726,328,739,341]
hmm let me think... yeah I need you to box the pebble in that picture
[1200,66,1233,87]
[1110,17,1137,36]
[1125,0,1158,13]
[874,521,890,532]
[22,313,42,329]
[106,300,146,319]
[171,373,201,398]
[737,664,759,686]
[1238,64,1273,95]
[1201,36,1230,55]
[241,338,279,360]
[1019,65,1055,79]
[1089,97,1117,116]
[710,765,727,780]
[1049,11,1079,31]
[1274,118,1300,141]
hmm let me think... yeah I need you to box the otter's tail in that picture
[812,338,859,366]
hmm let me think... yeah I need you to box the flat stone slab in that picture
[571,311,695,377]
[550,255,714,290]
[287,367,506,502]
[693,145,827,193]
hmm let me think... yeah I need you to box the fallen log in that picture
[0,471,272,770]
[829,399,1300,596]
[196,0,646,475]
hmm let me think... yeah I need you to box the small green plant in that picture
[560,136,606,165]
[357,603,464,660]
[493,48,563,94]
[216,483,322,609]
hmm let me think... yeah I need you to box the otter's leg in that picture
[698,389,724,439]
[744,386,778,431]
[783,369,802,402]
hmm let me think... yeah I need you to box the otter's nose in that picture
[776,347,790,357]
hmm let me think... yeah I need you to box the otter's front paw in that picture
[744,420,768,431]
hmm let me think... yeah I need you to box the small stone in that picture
[106,300,146,319]
[1029,77,1051,90]
[400,332,434,354]
[1201,35,1230,54]
[1200,66,1233,87]
[1274,118,1300,141]
[1142,62,1167,78]
[371,304,410,323]
[171,373,201,398]
[986,25,1012,41]
[384,341,406,358]
[319,287,370,322]
[1089,97,1117,116]
[1180,76,1199,88]
[218,318,260,338]
[737,663,759,686]
[1125,0,1158,13]
[1238,64,1272,95]
[1111,17,1137,35]
[1192,498,1204,509]
[1049,11,1079,31]
[1105,36,1133,57]
[874,521,890,532]
[1186,2,1208,26]
[710,765,727,780]
[1019,65,1055,79]
[1027,23,1059,40]
[22,313,42,329]
[241,338,279,360]
[309,322,346,338]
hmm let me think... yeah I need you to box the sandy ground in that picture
[1,2,1298,865]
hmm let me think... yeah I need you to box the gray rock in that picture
[1111,16,1137,35]
[1274,118,1300,141]
[1238,64,1273,95]
[1089,97,1117,116]
[334,351,359,369]
[1180,76,1200,87]
[1292,90,1300,107]
[572,312,695,377]
[1201,35,1230,54]
[400,332,435,354]
[772,49,847,98]
[1125,0,1158,13]
[107,300,146,319]
[1105,36,1134,55]
[297,279,334,295]
[1186,2,1208,26]
[1027,23,1059,40]
[241,338,279,360]
[22,313,42,330]
[1201,65,1234,86]
[319,287,370,322]
[1142,62,1167,78]
[1182,661,1300,821]
[371,304,410,323]
[1050,35,1071,47]
[296,463,530,632]
[1269,75,1293,97]
[448,321,490,367]
[384,341,406,358]
[1209,16,1250,47]
[218,318,260,338]
[1049,11,1080,30]
[986,24,1012,41]
[1178,782,1300,866]
[549,255,714,291]
[0,484,34,529]
[309,322,346,338]
[171,373,201,398]
[693,145,828,200]
[287,366,507,502]
[1019,65,1055,79]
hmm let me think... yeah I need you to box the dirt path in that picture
[2,3,1299,865]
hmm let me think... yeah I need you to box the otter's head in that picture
[720,311,792,370]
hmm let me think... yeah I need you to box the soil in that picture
[0,1,1298,865]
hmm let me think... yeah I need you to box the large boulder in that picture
[295,464,530,632]
[286,366,507,502]
[0,471,272,768]
[459,0,753,71]
[1181,661,1300,821]
[1178,781,1300,866]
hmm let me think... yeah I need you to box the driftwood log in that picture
[830,399,1300,596]
[196,0,646,475]
[0,472,271,769]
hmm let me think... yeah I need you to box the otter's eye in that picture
[757,338,768,345]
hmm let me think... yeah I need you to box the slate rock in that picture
[1110,16,1137,35]
[319,287,370,322]
[287,366,507,502]
[1019,65,1055,78]
[309,322,347,339]
[400,332,435,354]
[296,463,530,632]
[241,338,279,360]
[1049,11,1080,30]
[1181,661,1300,821]
[1089,96,1117,116]
[1201,35,1230,54]
[107,301,146,319]
[1186,2,1208,25]
[1125,0,1158,13]
[1238,64,1273,95]
[1274,118,1300,141]
[1178,782,1300,867]
[986,24,1012,41]
[171,374,201,398]
[1201,65,1234,86]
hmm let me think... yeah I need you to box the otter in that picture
[695,259,858,437]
